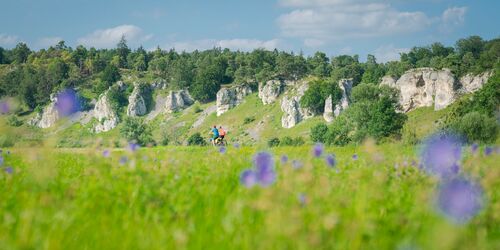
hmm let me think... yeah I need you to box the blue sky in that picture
[0,0,498,62]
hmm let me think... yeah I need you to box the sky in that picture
[0,0,499,62]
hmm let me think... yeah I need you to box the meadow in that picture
[1,142,499,250]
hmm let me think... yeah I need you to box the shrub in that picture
[119,117,154,146]
[193,104,203,113]
[401,124,419,145]
[310,123,328,143]
[0,135,15,147]
[107,84,128,114]
[160,132,170,146]
[292,137,305,146]
[267,137,280,147]
[326,114,352,146]
[451,111,498,143]
[280,136,294,146]
[300,79,342,114]
[187,132,206,146]
[243,116,256,124]
[7,115,23,127]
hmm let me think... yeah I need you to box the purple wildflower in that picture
[4,166,13,174]
[280,154,288,164]
[292,160,303,169]
[233,143,240,149]
[325,154,336,167]
[451,163,460,175]
[102,150,110,158]
[127,142,140,152]
[0,156,3,166]
[420,133,462,178]
[55,89,80,116]
[437,177,484,223]
[298,193,307,206]
[484,147,493,156]
[312,143,324,158]
[219,146,226,154]
[352,154,358,160]
[253,151,274,173]
[0,101,9,114]
[240,169,257,188]
[119,156,128,165]
[471,143,479,154]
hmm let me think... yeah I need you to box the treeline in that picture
[0,36,498,111]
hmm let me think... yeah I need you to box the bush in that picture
[119,117,154,146]
[451,111,498,143]
[326,114,352,146]
[300,79,342,114]
[311,123,328,143]
[187,132,206,146]
[7,115,23,127]
[160,132,170,146]
[401,124,419,145]
[0,135,15,147]
[292,137,305,146]
[107,84,128,114]
[193,104,203,113]
[243,116,256,124]
[267,137,280,147]
[280,136,294,146]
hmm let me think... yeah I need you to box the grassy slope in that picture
[0,145,499,249]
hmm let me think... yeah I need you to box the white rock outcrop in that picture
[258,80,285,105]
[334,79,354,117]
[126,84,148,117]
[216,85,252,116]
[381,68,457,112]
[323,95,334,123]
[459,71,492,93]
[165,90,194,113]
[36,93,60,128]
[93,92,119,133]
[281,82,314,128]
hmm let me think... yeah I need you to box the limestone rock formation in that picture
[334,79,354,117]
[381,68,458,112]
[323,95,334,123]
[36,93,60,128]
[459,71,492,93]
[380,75,397,88]
[281,81,313,128]
[93,92,119,133]
[216,85,252,116]
[126,84,148,117]
[165,90,194,113]
[258,80,285,105]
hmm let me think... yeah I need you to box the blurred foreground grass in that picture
[0,144,499,250]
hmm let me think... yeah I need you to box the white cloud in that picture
[277,1,467,47]
[165,38,282,52]
[37,36,63,48]
[374,44,410,63]
[0,34,19,47]
[77,25,153,48]
[278,3,432,46]
[441,6,467,30]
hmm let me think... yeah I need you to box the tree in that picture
[187,133,207,146]
[11,43,31,64]
[300,79,342,114]
[308,52,330,77]
[451,112,498,143]
[120,117,154,146]
[456,36,485,58]
[310,123,329,143]
[116,35,130,68]
[101,64,121,86]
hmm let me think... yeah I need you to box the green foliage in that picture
[267,137,280,147]
[106,85,128,115]
[292,136,305,146]
[280,136,294,146]
[160,132,170,146]
[326,114,352,146]
[100,64,121,86]
[310,123,328,143]
[0,134,15,147]
[119,117,154,146]
[401,123,419,145]
[451,112,498,143]
[187,132,206,146]
[324,84,406,144]
[243,116,255,124]
[7,115,23,127]
[300,79,342,114]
